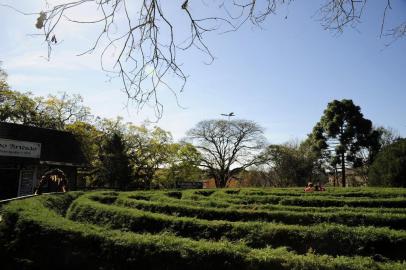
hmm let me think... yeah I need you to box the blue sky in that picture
[1,0,406,143]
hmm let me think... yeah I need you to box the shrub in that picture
[67,194,406,260]
[1,190,406,269]
[369,139,406,187]
[117,195,406,229]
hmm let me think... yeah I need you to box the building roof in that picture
[0,122,87,166]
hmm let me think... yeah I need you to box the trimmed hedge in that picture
[139,191,406,215]
[235,188,406,198]
[2,193,405,269]
[67,194,406,260]
[279,196,406,208]
[219,194,406,208]
[116,195,406,229]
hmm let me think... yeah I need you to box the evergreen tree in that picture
[309,99,375,187]
[98,132,132,189]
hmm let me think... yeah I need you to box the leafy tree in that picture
[0,90,41,126]
[187,119,266,188]
[351,126,401,183]
[36,93,91,130]
[264,141,323,187]
[238,169,271,187]
[375,126,402,148]
[66,121,101,164]
[309,99,376,187]
[0,90,91,130]
[98,131,132,189]
[155,142,203,188]
[126,124,173,189]
[65,121,103,186]
[0,62,7,90]
[368,139,406,187]
[67,118,172,189]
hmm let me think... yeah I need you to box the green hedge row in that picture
[116,195,406,229]
[205,193,406,208]
[234,188,406,198]
[2,193,405,269]
[140,191,406,215]
[68,194,406,260]
[279,196,406,208]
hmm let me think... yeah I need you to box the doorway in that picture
[0,169,20,200]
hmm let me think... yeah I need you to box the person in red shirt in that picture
[304,182,314,192]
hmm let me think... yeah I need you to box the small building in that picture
[0,122,86,200]
[202,178,240,188]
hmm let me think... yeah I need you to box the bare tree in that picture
[187,119,267,188]
[25,0,286,117]
[1,1,404,116]
[317,0,405,40]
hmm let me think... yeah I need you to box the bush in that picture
[67,194,406,260]
[369,139,406,187]
[1,190,406,269]
[117,194,406,229]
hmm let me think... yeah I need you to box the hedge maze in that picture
[1,188,406,269]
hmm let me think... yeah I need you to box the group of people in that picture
[304,182,325,192]
[34,168,68,195]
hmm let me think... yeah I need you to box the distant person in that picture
[304,182,314,192]
[34,169,68,195]
[317,182,325,191]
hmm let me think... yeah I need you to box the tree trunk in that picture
[213,175,221,188]
[333,167,337,187]
[341,152,346,187]
[214,174,228,188]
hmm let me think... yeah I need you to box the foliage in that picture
[77,119,202,189]
[351,126,402,183]
[0,89,91,130]
[126,124,173,188]
[0,85,200,188]
[97,131,132,189]
[187,119,267,188]
[263,141,325,187]
[374,127,402,149]
[238,169,272,187]
[2,190,406,269]
[309,99,376,187]
[117,193,406,229]
[0,63,8,92]
[65,121,101,165]
[154,142,203,188]
[67,193,406,260]
[368,139,406,187]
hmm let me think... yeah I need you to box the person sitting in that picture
[304,182,314,192]
[317,182,326,191]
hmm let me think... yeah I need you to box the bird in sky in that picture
[221,112,235,117]
[221,112,235,120]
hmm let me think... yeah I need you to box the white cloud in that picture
[7,73,65,85]
[5,49,102,72]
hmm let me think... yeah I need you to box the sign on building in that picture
[0,138,41,159]
[176,181,203,189]
[19,168,36,196]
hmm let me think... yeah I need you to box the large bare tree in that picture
[1,1,404,116]
[187,119,266,188]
